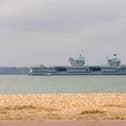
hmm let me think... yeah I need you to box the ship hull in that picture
[29,73,126,76]
[29,66,126,76]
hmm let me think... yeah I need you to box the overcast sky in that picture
[0,0,126,66]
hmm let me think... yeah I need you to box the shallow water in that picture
[0,75,126,94]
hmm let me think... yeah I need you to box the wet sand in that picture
[0,94,126,121]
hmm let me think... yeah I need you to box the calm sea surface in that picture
[0,75,126,94]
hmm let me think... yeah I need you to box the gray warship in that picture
[29,54,126,75]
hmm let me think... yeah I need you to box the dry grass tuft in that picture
[103,104,126,108]
[115,116,125,120]
[39,107,59,112]
[0,105,37,111]
[80,109,105,115]
[13,105,37,110]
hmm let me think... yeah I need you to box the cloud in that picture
[0,0,126,33]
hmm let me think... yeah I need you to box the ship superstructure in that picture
[69,54,85,67]
[29,54,126,75]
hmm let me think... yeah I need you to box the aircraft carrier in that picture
[29,54,126,75]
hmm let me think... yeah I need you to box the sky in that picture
[0,0,126,66]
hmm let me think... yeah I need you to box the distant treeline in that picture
[0,67,29,75]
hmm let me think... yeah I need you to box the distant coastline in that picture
[0,67,29,75]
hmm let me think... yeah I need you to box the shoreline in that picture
[0,93,126,121]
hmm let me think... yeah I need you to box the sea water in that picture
[0,75,126,94]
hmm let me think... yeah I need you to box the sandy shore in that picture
[0,94,126,121]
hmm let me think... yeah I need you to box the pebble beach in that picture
[0,93,126,121]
